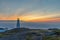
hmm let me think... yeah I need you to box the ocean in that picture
[0,20,60,30]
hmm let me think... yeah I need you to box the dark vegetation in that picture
[0,28,60,40]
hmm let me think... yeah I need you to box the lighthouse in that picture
[16,18,20,28]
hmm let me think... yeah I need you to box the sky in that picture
[0,0,60,22]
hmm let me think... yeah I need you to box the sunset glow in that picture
[0,0,60,22]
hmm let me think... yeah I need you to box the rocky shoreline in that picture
[0,28,60,40]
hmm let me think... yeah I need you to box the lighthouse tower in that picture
[16,18,20,28]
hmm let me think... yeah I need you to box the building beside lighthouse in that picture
[16,18,20,28]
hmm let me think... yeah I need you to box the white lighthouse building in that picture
[16,18,20,28]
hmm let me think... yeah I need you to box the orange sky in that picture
[20,14,60,22]
[0,14,60,22]
[0,16,60,22]
[20,16,60,22]
[28,18,60,22]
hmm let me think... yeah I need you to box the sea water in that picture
[0,20,60,30]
